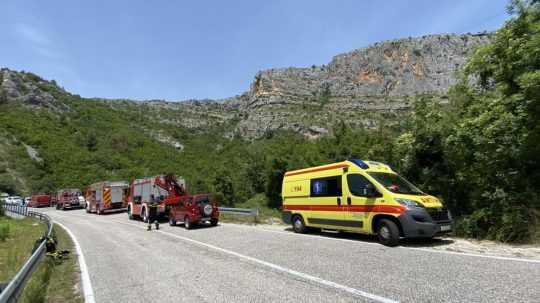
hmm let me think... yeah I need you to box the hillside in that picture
[0,33,490,195]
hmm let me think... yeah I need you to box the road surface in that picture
[38,208,540,303]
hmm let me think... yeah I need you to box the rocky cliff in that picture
[1,33,492,139]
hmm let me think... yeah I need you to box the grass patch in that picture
[0,216,47,282]
[0,216,82,303]
[20,224,83,303]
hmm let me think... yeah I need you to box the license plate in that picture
[440,225,451,232]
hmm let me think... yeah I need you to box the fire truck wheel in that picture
[184,216,192,229]
[169,216,176,226]
[142,208,148,223]
[211,218,218,226]
[97,207,102,215]
[86,206,90,213]
[56,204,60,210]
[127,207,133,220]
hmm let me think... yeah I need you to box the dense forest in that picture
[1,0,538,242]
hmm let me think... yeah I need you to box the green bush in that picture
[0,222,10,241]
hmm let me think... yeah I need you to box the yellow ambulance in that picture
[281,160,452,246]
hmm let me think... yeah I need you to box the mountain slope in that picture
[0,33,490,196]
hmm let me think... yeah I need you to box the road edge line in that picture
[55,221,96,303]
[156,229,398,303]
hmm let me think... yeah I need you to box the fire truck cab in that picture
[56,188,83,210]
[86,181,129,215]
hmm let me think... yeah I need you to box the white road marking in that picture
[46,211,540,264]
[55,221,96,303]
[155,229,398,303]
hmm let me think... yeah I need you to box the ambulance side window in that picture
[347,174,379,197]
[310,176,342,197]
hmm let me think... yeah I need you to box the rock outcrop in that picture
[0,33,492,139]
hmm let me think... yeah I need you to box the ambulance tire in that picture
[169,216,176,226]
[377,219,400,247]
[292,215,308,234]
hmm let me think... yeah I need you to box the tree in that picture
[265,158,288,208]
[213,170,235,206]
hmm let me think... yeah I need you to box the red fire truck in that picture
[127,174,187,222]
[86,181,129,215]
[56,188,83,210]
[28,193,51,207]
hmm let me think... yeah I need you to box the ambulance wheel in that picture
[377,219,400,247]
[292,215,308,234]
[169,216,176,226]
[184,216,192,230]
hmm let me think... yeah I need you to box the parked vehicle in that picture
[0,193,8,203]
[169,194,219,229]
[127,174,187,222]
[24,197,31,205]
[6,196,23,205]
[56,188,83,210]
[49,193,58,207]
[78,195,86,208]
[281,160,453,246]
[86,181,129,215]
[29,194,51,207]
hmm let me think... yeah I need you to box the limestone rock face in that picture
[0,33,492,139]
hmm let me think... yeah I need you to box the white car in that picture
[24,197,31,205]
[78,195,86,207]
[6,196,23,205]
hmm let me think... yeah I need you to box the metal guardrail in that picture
[0,203,54,303]
[218,207,259,217]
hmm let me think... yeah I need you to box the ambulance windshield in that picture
[368,172,423,195]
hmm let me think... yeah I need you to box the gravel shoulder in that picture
[225,221,540,261]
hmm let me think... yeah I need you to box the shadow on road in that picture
[283,227,454,247]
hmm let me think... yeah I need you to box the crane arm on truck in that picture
[154,174,187,198]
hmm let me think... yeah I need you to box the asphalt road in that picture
[38,208,540,303]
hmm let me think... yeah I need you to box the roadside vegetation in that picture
[0,1,538,243]
[0,213,83,302]
[20,224,83,303]
[0,217,47,283]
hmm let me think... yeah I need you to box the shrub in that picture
[0,222,10,241]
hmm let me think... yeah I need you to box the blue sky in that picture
[0,0,511,101]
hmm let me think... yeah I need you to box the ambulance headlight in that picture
[395,198,424,209]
